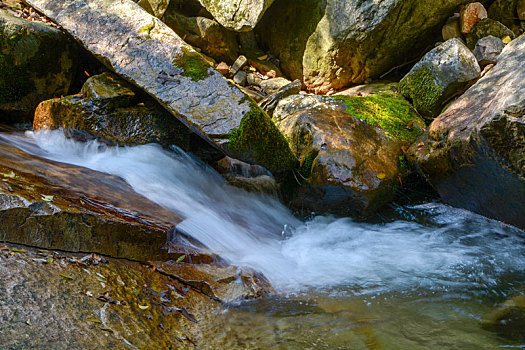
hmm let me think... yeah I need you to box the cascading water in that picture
[5,129,525,299]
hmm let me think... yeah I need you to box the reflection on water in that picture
[2,129,525,348]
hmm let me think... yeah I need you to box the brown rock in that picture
[460,2,488,34]
[216,61,230,75]
[518,0,525,20]
[442,14,462,40]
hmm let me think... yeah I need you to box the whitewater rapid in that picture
[4,130,525,294]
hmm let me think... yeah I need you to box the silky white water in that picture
[5,130,525,295]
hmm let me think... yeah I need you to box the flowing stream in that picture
[3,129,525,348]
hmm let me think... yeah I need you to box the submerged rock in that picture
[25,0,297,176]
[408,34,525,230]
[257,0,474,93]
[274,92,424,217]
[0,11,76,122]
[34,72,191,150]
[197,0,275,32]
[399,38,480,118]
[482,294,525,341]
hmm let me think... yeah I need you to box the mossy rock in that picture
[333,91,425,144]
[173,47,213,82]
[465,18,516,49]
[0,11,77,122]
[227,100,299,176]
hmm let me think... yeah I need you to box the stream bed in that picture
[2,130,525,349]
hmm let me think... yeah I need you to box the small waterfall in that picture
[5,130,525,295]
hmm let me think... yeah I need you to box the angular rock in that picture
[472,35,505,66]
[460,2,487,34]
[163,11,238,64]
[465,18,516,49]
[215,61,229,75]
[442,14,462,41]
[408,34,525,230]
[233,70,247,86]
[34,73,191,150]
[399,38,480,118]
[0,11,76,122]
[137,0,170,18]
[257,0,481,93]
[25,0,297,175]
[246,72,262,87]
[274,92,424,217]
[260,77,292,95]
[259,79,301,114]
[229,55,248,76]
[198,0,275,32]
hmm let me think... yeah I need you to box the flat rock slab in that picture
[25,0,296,174]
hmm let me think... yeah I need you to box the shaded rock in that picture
[472,35,505,66]
[34,73,191,150]
[519,0,525,20]
[237,85,265,103]
[257,0,478,93]
[407,34,525,230]
[233,70,247,86]
[274,92,424,217]
[215,156,278,195]
[259,79,301,114]
[242,48,284,77]
[25,0,297,175]
[442,14,462,41]
[336,82,399,98]
[460,2,487,34]
[482,294,525,341]
[488,0,521,35]
[163,11,238,64]
[246,72,262,86]
[137,0,170,17]
[198,0,275,32]
[0,11,76,122]
[399,38,480,118]
[260,77,292,95]
[465,18,516,49]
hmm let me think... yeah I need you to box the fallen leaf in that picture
[41,195,54,202]
[2,171,15,178]
[138,305,149,310]
[502,36,512,44]
[176,255,186,263]
[376,173,387,180]
[88,317,101,324]
[12,248,26,253]
[26,319,32,326]
[59,273,73,280]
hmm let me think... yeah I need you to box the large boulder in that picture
[25,0,297,176]
[257,0,477,94]
[274,90,424,217]
[197,0,275,32]
[399,38,481,118]
[34,72,192,150]
[0,11,76,122]
[408,34,525,230]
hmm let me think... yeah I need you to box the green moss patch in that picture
[228,100,298,175]
[398,65,442,117]
[333,92,424,144]
[173,47,212,82]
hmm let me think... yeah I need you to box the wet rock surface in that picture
[408,34,525,230]
[0,11,77,122]
[25,0,297,175]
[33,72,191,150]
[274,92,423,217]
[0,243,225,349]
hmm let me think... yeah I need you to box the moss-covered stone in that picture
[227,100,298,176]
[465,18,516,49]
[399,65,442,117]
[334,92,424,144]
[0,11,76,121]
[173,47,213,81]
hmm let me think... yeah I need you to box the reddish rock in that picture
[216,61,230,75]
[460,2,488,34]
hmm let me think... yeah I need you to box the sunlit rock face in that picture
[198,0,275,32]
[257,0,485,93]
[408,34,525,230]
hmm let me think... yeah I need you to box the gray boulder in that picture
[197,0,275,32]
[472,35,505,66]
[408,34,525,230]
[0,11,77,122]
[25,0,297,175]
[257,0,485,94]
[399,38,480,118]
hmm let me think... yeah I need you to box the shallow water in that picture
[3,130,525,348]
